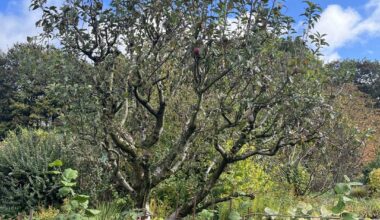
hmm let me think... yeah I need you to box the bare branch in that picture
[232,134,320,162]
[214,142,228,159]
[133,87,158,116]
[201,68,232,93]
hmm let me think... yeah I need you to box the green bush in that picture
[0,129,73,216]
[284,164,312,196]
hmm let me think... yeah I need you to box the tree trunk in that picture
[134,178,152,220]
[137,202,151,220]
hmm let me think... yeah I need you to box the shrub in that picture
[34,206,59,220]
[0,129,73,216]
[283,164,312,196]
[369,168,380,191]
[94,202,123,220]
[351,198,380,218]
[264,176,363,219]
[350,186,369,198]
[363,153,380,184]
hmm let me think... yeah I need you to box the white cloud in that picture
[357,0,380,35]
[313,5,361,62]
[314,0,380,62]
[323,51,341,63]
[0,0,43,52]
[314,5,361,50]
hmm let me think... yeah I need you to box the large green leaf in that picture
[85,209,101,216]
[62,168,78,181]
[342,212,358,220]
[58,186,74,197]
[334,183,350,195]
[73,194,90,203]
[331,197,345,214]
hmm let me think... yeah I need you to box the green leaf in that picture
[228,211,242,220]
[63,168,78,181]
[69,199,80,209]
[342,196,352,203]
[58,186,74,197]
[320,205,332,217]
[61,180,76,187]
[48,170,61,175]
[85,209,101,216]
[332,197,345,214]
[342,212,358,220]
[198,209,216,219]
[73,194,90,203]
[49,159,63,167]
[334,183,350,195]
[78,200,89,209]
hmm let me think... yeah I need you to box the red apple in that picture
[193,47,200,57]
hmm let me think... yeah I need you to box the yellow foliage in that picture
[149,199,171,219]
[219,141,274,193]
[34,206,59,220]
[222,158,275,194]
[369,168,380,191]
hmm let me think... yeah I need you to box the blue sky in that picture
[1,0,380,62]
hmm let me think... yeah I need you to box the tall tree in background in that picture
[32,0,330,218]
[0,52,15,139]
[0,44,67,138]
